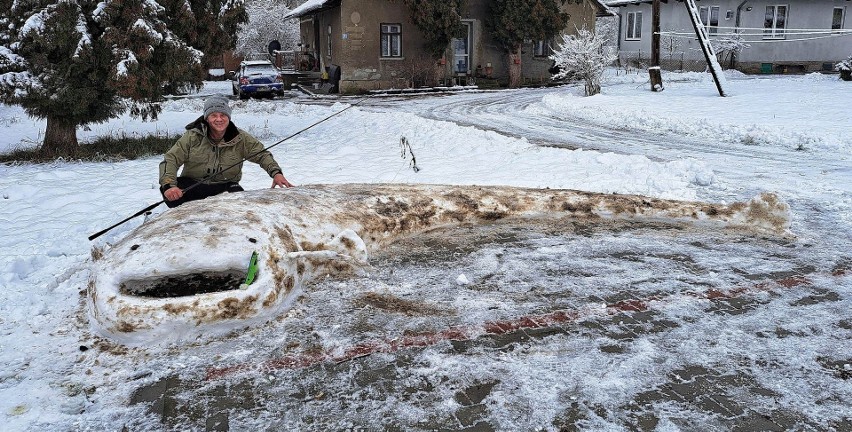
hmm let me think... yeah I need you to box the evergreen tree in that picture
[393,0,465,59]
[0,0,247,156]
[161,0,248,71]
[487,0,567,87]
[235,0,300,58]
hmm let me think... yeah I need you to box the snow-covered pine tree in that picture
[550,27,615,96]
[486,0,567,88]
[0,0,247,156]
[235,0,300,59]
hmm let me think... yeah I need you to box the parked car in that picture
[231,60,285,99]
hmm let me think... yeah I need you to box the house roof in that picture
[286,0,615,19]
[604,0,652,6]
[592,0,618,16]
[283,0,334,19]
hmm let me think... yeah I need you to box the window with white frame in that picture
[764,5,788,39]
[381,24,402,57]
[626,11,642,40]
[832,7,845,31]
[699,6,720,35]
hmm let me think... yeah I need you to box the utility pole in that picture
[684,0,728,96]
[651,0,661,66]
[649,0,664,91]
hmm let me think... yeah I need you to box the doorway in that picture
[452,22,473,75]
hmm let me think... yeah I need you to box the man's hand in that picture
[272,173,294,188]
[164,186,183,201]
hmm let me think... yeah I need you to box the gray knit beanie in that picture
[203,96,232,120]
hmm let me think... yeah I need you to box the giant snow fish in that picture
[88,184,791,346]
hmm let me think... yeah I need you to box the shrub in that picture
[550,28,617,96]
[837,55,852,81]
[836,55,852,72]
[0,133,178,164]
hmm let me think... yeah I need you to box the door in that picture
[452,22,472,75]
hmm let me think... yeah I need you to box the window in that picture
[327,25,332,58]
[699,6,720,35]
[533,40,551,57]
[764,5,788,39]
[832,7,846,31]
[381,24,402,57]
[626,11,642,40]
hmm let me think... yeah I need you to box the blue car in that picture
[231,60,285,99]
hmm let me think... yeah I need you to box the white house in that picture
[606,0,852,73]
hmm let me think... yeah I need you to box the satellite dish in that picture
[267,40,281,56]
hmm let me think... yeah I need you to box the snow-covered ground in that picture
[0,70,850,430]
[537,71,848,153]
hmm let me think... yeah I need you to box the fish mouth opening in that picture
[119,270,247,298]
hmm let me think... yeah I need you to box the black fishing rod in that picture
[88,98,364,241]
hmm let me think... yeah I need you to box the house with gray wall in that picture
[606,0,852,73]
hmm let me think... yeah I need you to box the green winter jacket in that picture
[159,116,281,188]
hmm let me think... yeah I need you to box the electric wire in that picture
[656,28,852,43]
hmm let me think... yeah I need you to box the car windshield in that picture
[245,65,278,75]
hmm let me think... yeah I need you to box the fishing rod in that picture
[88,98,364,241]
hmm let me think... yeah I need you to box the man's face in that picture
[207,112,230,135]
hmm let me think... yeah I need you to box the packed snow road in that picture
[97,218,850,431]
[180,78,849,430]
[1,72,850,431]
[108,81,850,430]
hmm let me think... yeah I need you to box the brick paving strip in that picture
[205,267,849,381]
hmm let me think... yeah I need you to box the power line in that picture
[658,30,852,43]
[659,30,852,37]
[685,25,852,33]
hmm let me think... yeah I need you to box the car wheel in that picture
[238,89,249,100]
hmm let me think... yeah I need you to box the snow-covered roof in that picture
[283,0,334,19]
[591,0,618,16]
[605,0,652,6]
[285,0,614,19]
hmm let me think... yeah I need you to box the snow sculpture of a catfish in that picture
[88,184,791,346]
